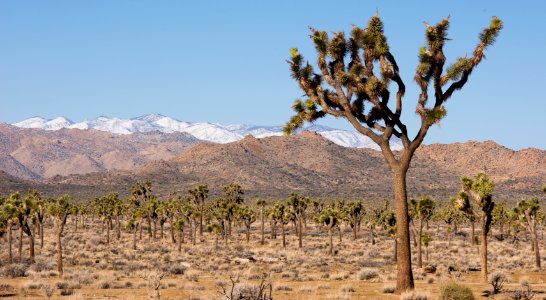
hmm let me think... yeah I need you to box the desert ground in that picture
[1,205,545,300]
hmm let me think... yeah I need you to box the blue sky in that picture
[0,1,545,150]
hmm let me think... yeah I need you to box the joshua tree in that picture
[379,207,397,262]
[131,181,153,237]
[1,194,18,263]
[188,184,209,239]
[315,207,339,256]
[173,217,186,252]
[491,202,508,240]
[270,202,291,248]
[288,193,308,248]
[408,196,435,268]
[342,201,363,240]
[256,199,268,245]
[421,233,432,263]
[285,13,502,292]
[94,193,119,244]
[206,222,224,250]
[237,205,256,242]
[127,207,146,250]
[47,195,71,276]
[513,198,541,268]
[454,172,495,282]
[223,183,244,236]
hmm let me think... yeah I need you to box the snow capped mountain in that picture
[14,116,73,131]
[12,114,402,150]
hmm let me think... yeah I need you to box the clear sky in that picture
[0,1,545,150]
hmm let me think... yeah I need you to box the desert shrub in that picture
[162,265,186,275]
[99,282,111,289]
[55,282,69,289]
[401,290,430,300]
[0,284,15,290]
[488,271,506,294]
[30,258,56,272]
[427,277,434,284]
[69,283,82,290]
[60,289,74,296]
[41,285,54,298]
[275,285,292,291]
[1,263,29,278]
[439,282,474,300]
[382,286,395,294]
[340,286,356,293]
[357,268,379,281]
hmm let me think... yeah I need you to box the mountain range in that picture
[12,114,402,150]
[0,115,544,201]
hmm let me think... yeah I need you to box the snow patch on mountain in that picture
[12,114,403,150]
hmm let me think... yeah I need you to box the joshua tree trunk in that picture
[298,217,303,248]
[133,225,138,250]
[393,237,398,263]
[160,222,164,239]
[328,227,333,256]
[199,202,204,238]
[40,222,44,249]
[480,216,488,282]
[192,219,197,246]
[7,221,12,263]
[18,226,22,262]
[338,226,342,243]
[393,169,414,292]
[246,226,250,242]
[417,219,423,268]
[56,220,66,276]
[281,222,286,248]
[471,221,476,245]
[178,229,182,252]
[153,220,157,239]
[170,218,176,244]
[28,233,35,262]
[106,220,111,244]
[116,215,121,240]
[352,224,357,240]
[260,208,265,245]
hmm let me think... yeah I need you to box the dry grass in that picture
[0,218,545,299]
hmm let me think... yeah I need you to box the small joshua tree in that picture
[256,199,268,245]
[285,12,502,292]
[47,195,71,276]
[408,196,435,268]
[316,207,339,256]
[513,198,541,269]
[454,172,495,282]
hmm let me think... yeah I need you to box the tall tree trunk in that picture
[40,222,44,249]
[338,226,342,243]
[393,169,414,292]
[160,222,164,239]
[353,223,357,240]
[480,217,488,282]
[28,233,35,262]
[370,225,375,245]
[192,219,196,246]
[57,231,63,276]
[153,220,157,239]
[393,237,397,263]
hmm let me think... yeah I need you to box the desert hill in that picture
[0,124,199,179]
[38,131,545,201]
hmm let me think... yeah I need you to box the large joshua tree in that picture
[285,14,502,291]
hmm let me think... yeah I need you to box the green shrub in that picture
[439,282,475,300]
